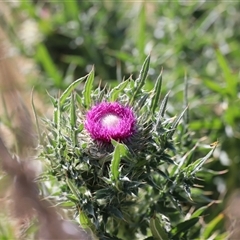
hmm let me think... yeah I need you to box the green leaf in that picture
[191,201,215,219]
[66,178,80,199]
[60,75,87,106]
[31,88,42,144]
[110,140,128,181]
[130,55,150,104]
[168,107,188,138]
[106,49,137,64]
[58,201,76,207]
[83,67,95,108]
[95,188,112,199]
[189,119,222,130]
[215,49,238,97]
[70,93,76,128]
[159,91,170,118]
[204,79,226,95]
[135,93,151,111]
[79,210,92,229]
[202,213,224,239]
[150,216,169,240]
[63,0,79,20]
[171,217,199,238]
[109,78,131,101]
[190,143,217,175]
[108,206,124,220]
[36,44,62,88]
[137,3,146,62]
[56,98,62,153]
[70,93,77,145]
[150,69,163,113]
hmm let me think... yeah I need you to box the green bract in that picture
[40,56,217,240]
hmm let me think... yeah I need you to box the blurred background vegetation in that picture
[0,0,240,239]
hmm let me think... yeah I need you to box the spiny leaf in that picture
[31,88,42,144]
[110,140,128,181]
[109,79,131,102]
[53,98,60,135]
[135,92,150,111]
[130,54,150,104]
[83,66,95,108]
[150,69,163,113]
[171,217,199,238]
[185,143,217,176]
[70,93,76,128]
[159,91,171,118]
[108,206,124,220]
[79,208,94,231]
[154,91,171,130]
[70,93,77,145]
[66,178,80,198]
[191,201,215,219]
[168,106,188,138]
[150,215,169,240]
[60,74,87,106]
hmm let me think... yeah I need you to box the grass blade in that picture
[36,44,62,88]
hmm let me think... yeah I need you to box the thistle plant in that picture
[39,56,218,240]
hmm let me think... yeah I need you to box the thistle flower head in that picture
[40,56,215,239]
[85,102,136,143]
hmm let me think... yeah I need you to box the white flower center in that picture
[101,114,120,128]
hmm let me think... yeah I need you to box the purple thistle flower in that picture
[85,102,136,143]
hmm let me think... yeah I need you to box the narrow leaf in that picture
[159,91,171,117]
[130,55,150,104]
[110,140,128,181]
[204,79,225,95]
[31,88,42,144]
[79,210,92,229]
[108,206,124,220]
[109,79,130,101]
[70,93,76,128]
[70,93,77,145]
[215,49,237,97]
[150,216,169,240]
[168,106,188,138]
[202,213,224,239]
[191,201,215,218]
[36,44,62,87]
[83,67,95,108]
[135,93,150,111]
[171,217,199,237]
[66,178,80,198]
[60,75,87,106]
[191,143,217,175]
[183,74,189,125]
[150,69,163,113]
[155,91,171,130]
[137,3,146,62]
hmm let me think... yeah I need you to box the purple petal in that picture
[85,102,136,143]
